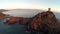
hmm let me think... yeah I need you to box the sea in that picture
[0,18,27,34]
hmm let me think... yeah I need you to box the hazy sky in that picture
[0,0,60,11]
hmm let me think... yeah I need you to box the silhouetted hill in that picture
[2,9,60,19]
[2,9,45,18]
[0,9,8,12]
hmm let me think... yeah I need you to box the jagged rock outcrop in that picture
[0,12,6,18]
[4,17,20,24]
[4,17,31,25]
[26,10,60,34]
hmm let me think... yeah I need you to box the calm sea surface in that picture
[0,19,26,34]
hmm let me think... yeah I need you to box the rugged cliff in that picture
[26,11,60,34]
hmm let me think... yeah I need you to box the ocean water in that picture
[0,19,26,34]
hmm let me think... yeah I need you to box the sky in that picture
[0,0,60,11]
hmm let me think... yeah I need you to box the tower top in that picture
[48,8,51,12]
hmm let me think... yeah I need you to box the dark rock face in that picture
[26,11,60,34]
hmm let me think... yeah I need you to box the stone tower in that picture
[48,8,51,12]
